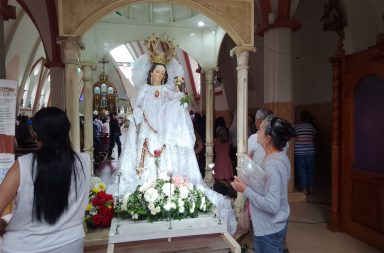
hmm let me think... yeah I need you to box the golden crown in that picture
[146,34,177,65]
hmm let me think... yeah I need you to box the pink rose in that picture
[173,176,184,186]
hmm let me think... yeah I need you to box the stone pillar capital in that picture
[57,36,84,49]
[59,37,84,65]
[80,62,96,69]
[202,66,218,75]
[230,45,256,57]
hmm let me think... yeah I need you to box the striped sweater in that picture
[294,122,316,155]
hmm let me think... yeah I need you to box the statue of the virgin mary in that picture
[107,34,236,234]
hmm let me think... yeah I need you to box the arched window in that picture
[101,83,107,94]
[94,87,101,94]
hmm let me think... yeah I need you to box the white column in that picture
[264,28,295,193]
[230,46,255,215]
[264,28,292,105]
[204,67,215,187]
[49,66,65,110]
[62,37,82,152]
[81,63,95,172]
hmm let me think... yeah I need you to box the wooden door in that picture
[341,47,384,250]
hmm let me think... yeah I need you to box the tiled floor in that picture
[98,129,381,253]
[238,202,381,253]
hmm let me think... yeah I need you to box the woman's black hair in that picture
[146,63,168,85]
[31,107,83,225]
[264,115,296,150]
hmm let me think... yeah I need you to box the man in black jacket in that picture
[107,112,122,160]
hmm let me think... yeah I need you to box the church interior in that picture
[1,0,384,252]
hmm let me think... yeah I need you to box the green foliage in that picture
[179,94,193,105]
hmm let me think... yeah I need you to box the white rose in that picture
[144,188,159,203]
[122,194,130,211]
[132,214,139,219]
[139,180,154,192]
[164,201,175,211]
[148,202,155,210]
[159,172,170,181]
[179,186,189,199]
[162,183,175,197]
[178,198,184,207]
[151,209,158,215]
[155,206,161,213]
[179,206,185,213]
[189,208,195,213]
[200,197,206,209]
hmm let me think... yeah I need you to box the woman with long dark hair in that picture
[0,107,91,253]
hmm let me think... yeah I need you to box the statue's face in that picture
[151,65,166,85]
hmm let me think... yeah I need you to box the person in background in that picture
[101,116,110,138]
[0,107,91,253]
[213,126,233,184]
[248,108,274,165]
[93,114,102,163]
[192,113,206,178]
[248,114,257,137]
[294,110,316,194]
[107,112,122,160]
[15,115,36,148]
[232,116,296,253]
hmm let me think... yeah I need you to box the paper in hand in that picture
[237,155,271,196]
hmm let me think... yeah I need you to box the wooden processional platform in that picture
[85,230,240,253]
[85,216,241,253]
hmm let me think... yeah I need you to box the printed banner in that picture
[0,79,17,184]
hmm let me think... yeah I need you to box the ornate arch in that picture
[58,0,254,46]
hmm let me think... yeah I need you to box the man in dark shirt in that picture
[107,112,122,160]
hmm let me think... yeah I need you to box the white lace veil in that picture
[131,54,184,90]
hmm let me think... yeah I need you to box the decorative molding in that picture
[229,46,256,57]
[58,0,254,46]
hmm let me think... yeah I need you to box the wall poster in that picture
[0,79,17,184]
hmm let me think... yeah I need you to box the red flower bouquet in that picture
[85,178,114,228]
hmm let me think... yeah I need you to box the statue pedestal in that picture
[84,215,240,253]
[109,214,226,243]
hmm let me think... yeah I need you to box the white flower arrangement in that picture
[115,173,213,222]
